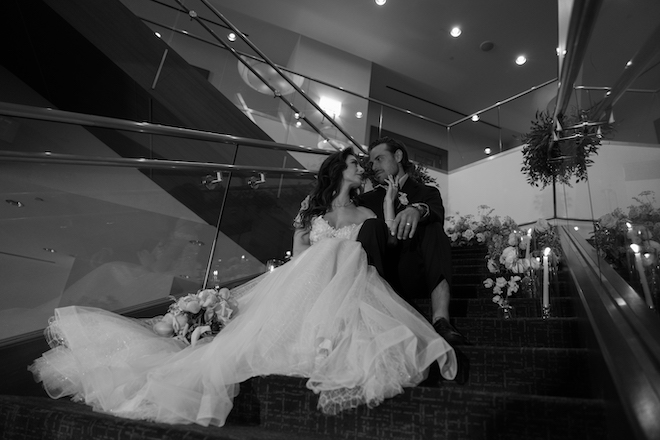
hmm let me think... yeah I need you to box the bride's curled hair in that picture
[294,147,360,230]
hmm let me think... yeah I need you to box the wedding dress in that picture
[29,216,457,427]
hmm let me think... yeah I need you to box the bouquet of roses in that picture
[152,287,237,346]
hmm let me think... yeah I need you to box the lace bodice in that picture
[309,216,364,245]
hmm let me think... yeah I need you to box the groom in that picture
[357,136,468,347]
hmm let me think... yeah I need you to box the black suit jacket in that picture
[357,177,452,303]
[358,177,445,225]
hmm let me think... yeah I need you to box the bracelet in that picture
[385,218,394,222]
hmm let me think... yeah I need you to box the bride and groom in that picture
[29,138,464,427]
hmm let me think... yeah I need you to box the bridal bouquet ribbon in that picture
[152,287,238,346]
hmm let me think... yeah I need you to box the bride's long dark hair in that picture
[294,147,360,230]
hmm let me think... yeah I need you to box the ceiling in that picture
[131,0,660,165]
[213,0,560,123]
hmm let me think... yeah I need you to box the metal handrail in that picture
[0,101,330,157]
[0,150,316,177]
[448,78,557,127]
[553,0,604,121]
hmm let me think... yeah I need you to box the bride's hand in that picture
[384,175,399,204]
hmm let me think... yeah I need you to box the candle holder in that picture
[542,304,552,320]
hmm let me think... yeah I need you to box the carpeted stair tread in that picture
[452,317,583,348]
[253,375,607,440]
[0,394,336,440]
[434,346,594,397]
[414,297,577,318]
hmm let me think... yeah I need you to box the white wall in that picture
[446,141,660,226]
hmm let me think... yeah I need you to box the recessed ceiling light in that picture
[375,0,386,5]
[296,121,302,127]
[154,32,161,38]
[471,114,480,122]
[356,111,363,119]
[450,27,462,38]
[484,147,491,155]
[515,55,527,65]
[228,32,237,42]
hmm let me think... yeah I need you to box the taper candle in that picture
[525,228,532,259]
[542,247,551,308]
[631,244,654,308]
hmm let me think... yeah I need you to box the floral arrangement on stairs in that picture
[483,217,562,318]
[446,207,562,318]
[590,191,660,308]
[445,205,518,247]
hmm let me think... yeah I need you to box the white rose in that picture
[534,218,550,233]
[508,232,519,246]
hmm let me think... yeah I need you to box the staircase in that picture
[0,245,617,439]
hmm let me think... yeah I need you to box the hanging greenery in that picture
[520,108,612,188]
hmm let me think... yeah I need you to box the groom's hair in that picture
[368,136,412,173]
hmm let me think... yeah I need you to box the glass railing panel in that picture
[0,158,219,341]
[557,0,660,313]
[0,110,325,343]
[208,155,317,286]
[447,109,504,170]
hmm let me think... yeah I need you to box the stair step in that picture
[253,375,607,440]
[413,297,577,319]
[0,394,334,440]
[452,317,583,348]
[433,346,594,398]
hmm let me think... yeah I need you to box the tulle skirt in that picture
[29,238,456,427]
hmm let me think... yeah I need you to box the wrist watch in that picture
[410,203,429,218]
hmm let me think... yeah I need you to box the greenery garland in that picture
[520,109,611,188]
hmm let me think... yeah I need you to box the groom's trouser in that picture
[356,218,452,312]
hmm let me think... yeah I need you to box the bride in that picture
[29,147,457,427]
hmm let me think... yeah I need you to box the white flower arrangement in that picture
[152,287,237,346]
[484,275,521,307]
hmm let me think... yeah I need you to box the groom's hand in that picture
[394,207,421,240]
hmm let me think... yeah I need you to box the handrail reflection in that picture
[558,225,660,440]
[173,0,365,153]
[0,102,331,157]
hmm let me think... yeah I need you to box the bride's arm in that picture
[383,175,399,235]
[293,228,311,257]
